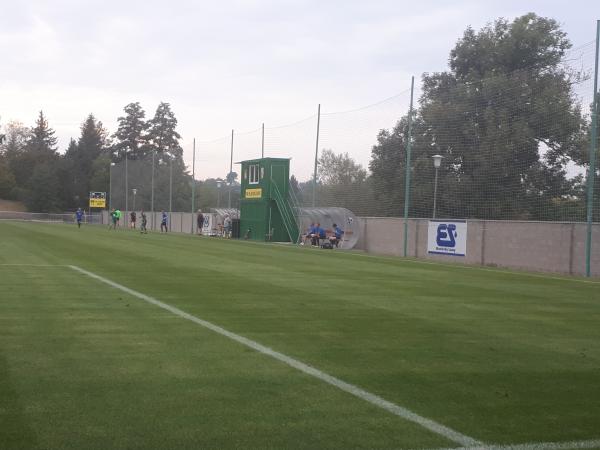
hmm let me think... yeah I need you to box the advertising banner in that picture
[89,192,106,208]
[245,188,262,199]
[427,220,467,257]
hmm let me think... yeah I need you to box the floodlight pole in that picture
[433,168,439,219]
[191,138,196,234]
[217,181,222,208]
[585,20,600,277]
[109,162,115,211]
[432,155,443,219]
[169,156,173,232]
[125,148,129,227]
[403,76,415,258]
[312,104,321,207]
[151,148,155,230]
[228,129,234,209]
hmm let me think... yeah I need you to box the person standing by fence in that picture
[197,210,204,235]
[140,211,148,234]
[160,211,168,233]
[223,214,232,238]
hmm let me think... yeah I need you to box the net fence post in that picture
[191,138,196,234]
[228,129,234,209]
[312,104,321,207]
[586,20,599,277]
[403,76,415,258]
[125,150,129,228]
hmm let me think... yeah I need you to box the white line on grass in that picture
[68,264,481,447]
[429,438,600,450]
[0,263,67,266]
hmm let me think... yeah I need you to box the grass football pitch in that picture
[1,221,599,449]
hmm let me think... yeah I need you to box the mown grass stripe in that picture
[68,264,481,447]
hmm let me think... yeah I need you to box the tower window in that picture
[249,164,260,184]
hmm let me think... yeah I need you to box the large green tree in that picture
[19,112,62,211]
[0,121,29,199]
[26,163,62,212]
[315,149,373,214]
[146,102,182,160]
[369,115,430,217]
[26,111,58,157]
[113,102,148,161]
[370,14,586,220]
[8,113,57,191]
[0,159,16,198]
[63,114,110,208]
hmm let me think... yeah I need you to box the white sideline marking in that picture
[0,263,67,267]
[68,264,481,447]
[430,438,600,450]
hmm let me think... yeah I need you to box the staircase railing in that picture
[287,183,304,243]
[271,180,299,243]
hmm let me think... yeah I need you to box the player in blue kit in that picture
[75,208,84,228]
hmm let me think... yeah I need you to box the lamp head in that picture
[432,154,443,169]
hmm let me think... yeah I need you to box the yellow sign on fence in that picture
[245,188,262,199]
[89,192,106,208]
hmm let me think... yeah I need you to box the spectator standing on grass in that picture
[75,208,84,228]
[130,211,137,229]
[161,211,168,233]
[115,209,121,227]
[197,210,204,235]
[223,214,232,238]
[140,210,148,234]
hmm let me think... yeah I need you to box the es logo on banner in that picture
[427,221,467,257]
[436,223,457,248]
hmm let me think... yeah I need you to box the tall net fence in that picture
[110,157,189,213]
[0,211,103,224]
[111,40,598,223]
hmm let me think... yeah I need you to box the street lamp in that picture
[109,162,116,210]
[432,154,443,219]
[132,188,137,212]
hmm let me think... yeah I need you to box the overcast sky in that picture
[0,0,597,180]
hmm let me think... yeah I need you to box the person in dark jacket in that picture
[197,210,204,235]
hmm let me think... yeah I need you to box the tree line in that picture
[1,14,598,221]
[0,103,239,213]
[298,14,599,221]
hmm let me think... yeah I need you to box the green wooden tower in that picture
[239,157,299,242]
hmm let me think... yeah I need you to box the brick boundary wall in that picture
[354,218,600,278]
[101,211,599,277]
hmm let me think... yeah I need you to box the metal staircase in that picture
[271,180,300,243]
